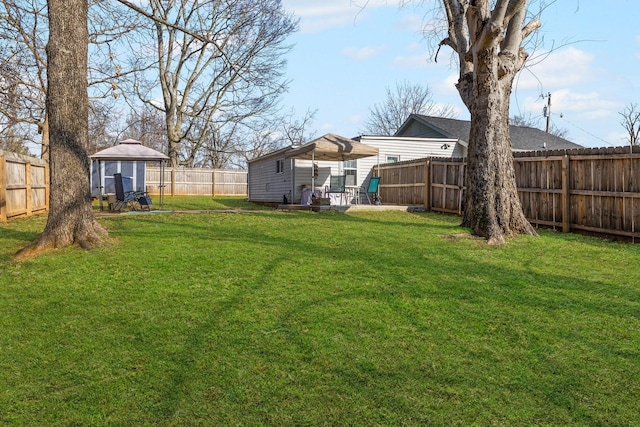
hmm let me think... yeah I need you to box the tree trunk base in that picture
[462,213,538,246]
[14,219,108,260]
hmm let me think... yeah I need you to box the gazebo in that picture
[90,139,169,210]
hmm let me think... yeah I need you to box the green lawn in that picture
[1,198,639,425]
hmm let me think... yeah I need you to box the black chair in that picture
[113,173,140,211]
[136,193,153,211]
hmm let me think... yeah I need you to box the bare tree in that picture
[279,107,318,147]
[361,80,457,135]
[127,0,298,168]
[233,108,317,168]
[619,102,640,146]
[120,105,168,153]
[434,0,540,244]
[16,0,106,259]
[0,0,48,156]
[0,0,140,159]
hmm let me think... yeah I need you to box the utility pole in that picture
[543,92,551,133]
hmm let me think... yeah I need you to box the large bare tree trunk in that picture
[16,0,106,259]
[440,0,540,244]
[460,50,537,245]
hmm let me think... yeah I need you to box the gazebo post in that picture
[160,160,165,208]
[97,159,104,211]
[311,148,315,193]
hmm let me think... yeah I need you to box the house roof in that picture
[285,133,379,161]
[396,114,582,151]
[90,139,169,161]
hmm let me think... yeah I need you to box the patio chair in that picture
[136,192,153,211]
[364,176,381,205]
[325,174,347,204]
[113,173,140,211]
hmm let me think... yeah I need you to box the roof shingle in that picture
[396,114,582,151]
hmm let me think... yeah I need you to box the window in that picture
[344,159,357,186]
[386,155,400,163]
[276,159,284,174]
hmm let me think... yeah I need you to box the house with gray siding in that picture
[396,114,582,151]
[248,115,581,205]
[248,133,461,205]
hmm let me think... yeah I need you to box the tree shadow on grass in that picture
[102,211,640,424]
[0,225,44,263]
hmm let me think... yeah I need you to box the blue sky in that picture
[279,0,640,148]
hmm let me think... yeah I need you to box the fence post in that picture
[170,168,175,197]
[457,161,465,215]
[562,154,571,233]
[0,154,6,222]
[44,162,50,213]
[25,161,32,216]
[212,170,216,197]
[423,159,431,211]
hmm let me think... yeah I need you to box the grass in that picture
[1,198,639,425]
[93,194,273,212]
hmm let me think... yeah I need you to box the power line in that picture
[556,113,618,147]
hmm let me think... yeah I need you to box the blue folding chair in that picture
[365,176,381,205]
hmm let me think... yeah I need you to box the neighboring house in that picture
[248,133,459,205]
[248,114,581,205]
[248,134,381,205]
[396,114,583,151]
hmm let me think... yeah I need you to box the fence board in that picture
[0,150,49,221]
[146,167,247,196]
[370,146,640,240]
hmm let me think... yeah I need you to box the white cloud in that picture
[347,114,365,127]
[342,45,387,61]
[395,13,424,33]
[392,51,431,68]
[282,0,394,33]
[429,74,459,99]
[319,121,336,132]
[522,89,619,121]
[282,0,389,18]
[518,47,596,91]
[300,15,354,33]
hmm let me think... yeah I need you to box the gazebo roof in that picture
[285,133,379,161]
[90,139,169,161]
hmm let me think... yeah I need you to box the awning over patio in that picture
[285,133,378,161]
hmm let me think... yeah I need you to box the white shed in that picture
[248,134,462,205]
[248,134,379,205]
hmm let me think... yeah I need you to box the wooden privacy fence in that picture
[0,150,49,222]
[146,167,247,196]
[377,158,465,215]
[375,146,640,240]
